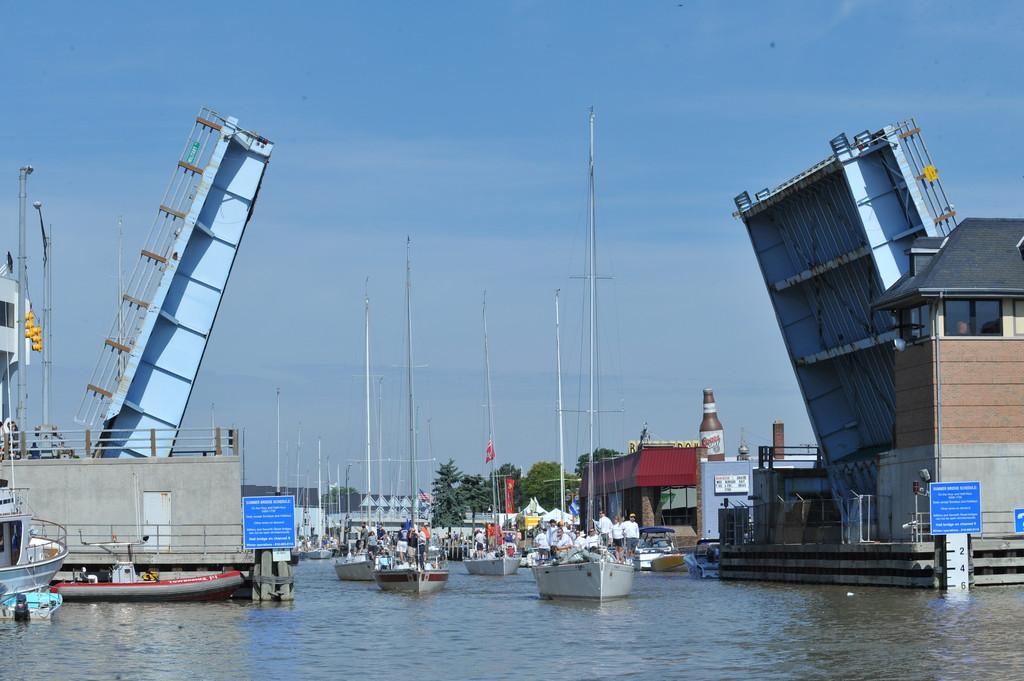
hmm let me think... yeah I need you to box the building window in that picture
[1015,300,1024,337]
[0,302,12,328]
[899,304,930,341]
[944,299,1002,337]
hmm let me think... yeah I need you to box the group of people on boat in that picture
[351,519,441,570]
[531,511,640,563]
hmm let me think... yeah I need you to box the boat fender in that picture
[13,594,29,622]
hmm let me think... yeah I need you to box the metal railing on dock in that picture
[71,523,244,555]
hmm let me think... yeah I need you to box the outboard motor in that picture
[13,594,29,622]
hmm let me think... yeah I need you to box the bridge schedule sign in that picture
[243,495,296,549]
[929,482,982,535]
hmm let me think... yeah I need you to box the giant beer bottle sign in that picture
[700,429,725,456]
[699,388,725,457]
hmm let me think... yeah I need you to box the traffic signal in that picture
[24,311,42,352]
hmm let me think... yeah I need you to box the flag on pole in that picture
[485,439,495,463]
[418,489,434,503]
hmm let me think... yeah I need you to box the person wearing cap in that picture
[622,512,641,559]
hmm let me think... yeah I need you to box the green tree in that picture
[520,461,580,511]
[431,459,466,530]
[489,462,522,512]
[460,473,491,527]
[575,447,623,477]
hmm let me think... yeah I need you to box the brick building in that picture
[873,219,1024,539]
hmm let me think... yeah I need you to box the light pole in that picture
[16,165,33,437]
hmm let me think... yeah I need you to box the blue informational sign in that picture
[242,495,296,549]
[1014,509,1024,534]
[929,482,982,535]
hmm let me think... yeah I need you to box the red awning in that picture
[581,446,698,495]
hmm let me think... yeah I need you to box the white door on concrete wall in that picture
[143,491,172,550]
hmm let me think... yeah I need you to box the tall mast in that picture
[364,280,372,526]
[377,376,383,524]
[587,106,597,527]
[117,217,124,378]
[483,292,497,528]
[405,237,417,521]
[275,388,281,493]
[317,438,322,539]
[555,289,566,514]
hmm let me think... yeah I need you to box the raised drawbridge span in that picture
[76,108,273,456]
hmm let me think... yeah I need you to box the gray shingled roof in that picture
[874,218,1024,309]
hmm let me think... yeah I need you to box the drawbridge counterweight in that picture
[76,108,273,456]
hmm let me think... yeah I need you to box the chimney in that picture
[772,421,785,459]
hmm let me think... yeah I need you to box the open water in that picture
[8,560,1024,680]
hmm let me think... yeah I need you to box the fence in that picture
[0,426,242,460]
[69,523,244,556]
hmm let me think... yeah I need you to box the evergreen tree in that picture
[431,458,465,530]
[459,473,491,528]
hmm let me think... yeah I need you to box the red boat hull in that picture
[53,570,245,602]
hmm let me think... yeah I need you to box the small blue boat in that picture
[0,590,63,620]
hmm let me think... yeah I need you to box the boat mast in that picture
[555,289,566,515]
[317,438,322,540]
[275,387,281,494]
[405,237,417,523]
[587,106,597,529]
[377,376,383,524]
[483,292,498,538]
[364,281,372,528]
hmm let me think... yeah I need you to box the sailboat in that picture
[373,238,449,594]
[335,287,376,581]
[532,108,634,600]
[306,440,333,559]
[464,294,519,577]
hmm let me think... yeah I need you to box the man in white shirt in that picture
[596,511,613,546]
[474,528,486,558]
[533,527,550,561]
[546,519,559,549]
[622,513,641,558]
[551,527,573,560]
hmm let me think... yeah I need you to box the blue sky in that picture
[1,1,1023,490]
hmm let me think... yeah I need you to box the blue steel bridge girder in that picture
[76,109,273,457]
[736,120,955,471]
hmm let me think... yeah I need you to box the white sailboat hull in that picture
[464,556,519,576]
[373,566,449,594]
[532,559,634,600]
[305,549,333,560]
[334,556,375,581]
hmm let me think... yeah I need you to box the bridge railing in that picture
[0,426,243,459]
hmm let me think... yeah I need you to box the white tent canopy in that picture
[540,508,574,523]
[521,497,547,516]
